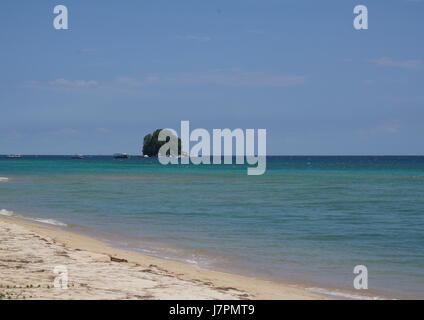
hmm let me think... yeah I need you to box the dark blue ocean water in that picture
[1,156,423,299]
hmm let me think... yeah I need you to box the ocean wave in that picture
[0,209,14,216]
[34,218,68,227]
[0,177,9,182]
[307,287,386,300]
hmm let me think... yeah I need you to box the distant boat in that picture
[71,154,85,159]
[113,153,130,159]
[6,154,22,159]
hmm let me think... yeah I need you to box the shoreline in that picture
[0,215,327,300]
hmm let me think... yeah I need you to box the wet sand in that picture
[0,215,326,300]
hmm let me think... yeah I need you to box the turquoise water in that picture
[1,156,424,299]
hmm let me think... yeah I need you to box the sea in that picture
[1,155,423,299]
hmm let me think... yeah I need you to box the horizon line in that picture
[1,154,424,157]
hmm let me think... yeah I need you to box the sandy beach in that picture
[0,215,325,300]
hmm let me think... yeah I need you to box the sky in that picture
[0,0,423,155]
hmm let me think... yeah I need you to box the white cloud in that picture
[116,71,306,87]
[95,128,111,134]
[116,76,158,87]
[370,57,422,69]
[49,78,99,88]
[26,70,305,94]
[357,120,401,138]
[177,71,306,87]
[379,120,401,134]
[57,128,79,136]
[24,79,99,91]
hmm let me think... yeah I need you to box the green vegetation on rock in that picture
[142,129,182,157]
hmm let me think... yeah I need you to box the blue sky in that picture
[0,0,423,155]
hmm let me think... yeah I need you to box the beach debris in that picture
[110,256,128,263]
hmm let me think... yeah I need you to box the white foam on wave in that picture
[0,177,9,182]
[0,209,14,216]
[307,287,386,300]
[34,218,68,227]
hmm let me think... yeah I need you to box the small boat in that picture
[71,154,85,159]
[6,154,22,159]
[113,153,130,159]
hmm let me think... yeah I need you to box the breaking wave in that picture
[0,209,14,216]
[307,287,386,300]
[34,218,68,227]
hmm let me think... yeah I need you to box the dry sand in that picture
[0,215,326,300]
